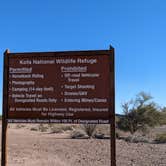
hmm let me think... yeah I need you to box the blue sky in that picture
[0,0,166,114]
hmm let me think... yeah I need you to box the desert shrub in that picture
[71,129,88,139]
[124,135,149,143]
[16,124,25,129]
[82,124,97,138]
[50,124,73,133]
[38,124,48,132]
[61,125,73,131]
[30,127,38,131]
[95,124,110,136]
[158,107,166,125]
[50,125,63,133]
[50,127,62,133]
[118,92,161,134]
[92,125,110,139]
[155,133,166,143]
[94,133,105,139]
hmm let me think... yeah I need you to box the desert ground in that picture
[0,123,165,166]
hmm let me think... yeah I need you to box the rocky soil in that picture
[0,124,165,166]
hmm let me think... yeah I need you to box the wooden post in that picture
[1,49,10,166]
[110,46,116,166]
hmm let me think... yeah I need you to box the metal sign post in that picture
[110,47,116,166]
[1,49,9,166]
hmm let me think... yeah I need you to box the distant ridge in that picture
[115,114,124,118]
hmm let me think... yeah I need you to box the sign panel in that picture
[5,50,114,123]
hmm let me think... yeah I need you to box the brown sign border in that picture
[1,48,116,165]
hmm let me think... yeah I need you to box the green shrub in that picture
[155,133,166,143]
[118,92,161,134]
[159,108,166,125]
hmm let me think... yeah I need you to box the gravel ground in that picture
[0,126,165,166]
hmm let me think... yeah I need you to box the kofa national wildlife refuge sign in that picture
[4,49,115,124]
[2,48,116,166]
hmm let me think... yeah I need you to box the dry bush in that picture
[71,129,88,139]
[30,127,38,131]
[38,124,48,132]
[155,133,166,143]
[124,135,149,143]
[82,124,97,138]
[16,124,25,129]
[95,124,110,135]
[50,124,73,133]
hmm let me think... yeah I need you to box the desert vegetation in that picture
[155,133,166,143]
[117,92,162,134]
[116,92,166,143]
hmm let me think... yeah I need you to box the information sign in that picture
[5,50,114,123]
[1,49,116,166]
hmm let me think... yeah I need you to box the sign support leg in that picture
[111,118,116,166]
[110,46,116,166]
[1,120,8,166]
[1,49,9,166]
